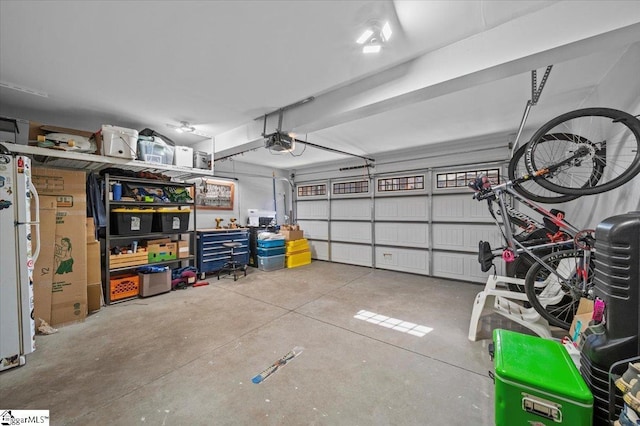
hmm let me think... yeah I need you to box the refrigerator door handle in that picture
[28,180,41,263]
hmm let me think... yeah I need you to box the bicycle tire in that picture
[508,137,581,204]
[526,108,640,196]
[524,249,594,330]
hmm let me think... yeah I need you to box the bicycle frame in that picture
[476,179,593,290]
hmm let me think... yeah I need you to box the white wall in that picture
[560,42,640,228]
[197,159,292,230]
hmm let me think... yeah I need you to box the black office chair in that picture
[217,242,247,281]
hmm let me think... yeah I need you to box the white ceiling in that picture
[1,1,639,171]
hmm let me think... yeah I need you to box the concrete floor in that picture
[1,261,500,425]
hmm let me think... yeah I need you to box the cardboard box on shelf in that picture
[178,240,190,258]
[146,238,172,246]
[31,196,57,326]
[33,167,88,326]
[29,122,101,153]
[147,242,177,263]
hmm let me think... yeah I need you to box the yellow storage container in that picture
[286,239,309,253]
[286,251,311,268]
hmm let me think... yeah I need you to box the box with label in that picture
[148,242,177,263]
[138,269,171,297]
[32,167,88,326]
[110,208,153,235]
[174,146,194,168]
[152,208,190,233]
[178,240,190,258]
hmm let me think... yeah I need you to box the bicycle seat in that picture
[478,241,494,273]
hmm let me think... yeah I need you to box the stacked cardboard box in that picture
[279,224,304,241]
[86,219,102,313]
[32,167,87,327]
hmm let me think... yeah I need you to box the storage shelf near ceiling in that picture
[5,144,214,180]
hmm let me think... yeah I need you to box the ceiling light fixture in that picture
[363,43,382,54]
[381,21,392,42]
[175,121,196,133]
[356,21,392,54]
[356,29,374,45]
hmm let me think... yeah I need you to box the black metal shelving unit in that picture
[102,173,197,304]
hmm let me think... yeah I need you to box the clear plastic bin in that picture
[258,254,285,271]
[137,136,175,165]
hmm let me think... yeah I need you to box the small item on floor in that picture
[171,270,197,290]
[251,346,304,384]
[192,281,209,287]
[37,318,58,335]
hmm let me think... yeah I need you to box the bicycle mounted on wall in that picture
[469,107,640,330]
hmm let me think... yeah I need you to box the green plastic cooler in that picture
[493,329,593,426]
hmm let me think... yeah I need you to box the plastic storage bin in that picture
[152,208,190,233]
[137,136,175,165]
[257,238,285,248]
[258,254,285,271]
[257,246,285,257]
[110,208,153,235]
[286,238,309,253]
[286,251,311,268]
[110,274,139,301]
[193,151,211,170]
[493,329,593,426]
[174,146,194,168]
[101,125,138,159]
[138,269,171,297]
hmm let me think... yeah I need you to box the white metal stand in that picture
[468,275,552,341]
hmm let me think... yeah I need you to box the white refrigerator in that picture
[0,151,40,371]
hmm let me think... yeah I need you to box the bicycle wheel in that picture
[508,137,581,204]
[526,108,640,196]
[524,249,594,330]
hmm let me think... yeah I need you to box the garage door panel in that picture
[375,196,428,221]
[297,201,329,220]
[309,240,329,260]
[375,247,428,275]
[432,194,492,223]
[375,223,429,248]
[432,223,502,251]
[432,251,505,283]
[332,221,371,244]
[297,220,328,240]
[331,199,370,220]
[331,242,372,267]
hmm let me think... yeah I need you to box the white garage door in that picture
[294,162,506,283]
